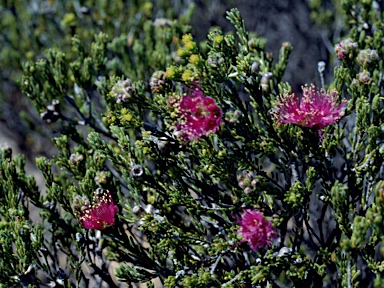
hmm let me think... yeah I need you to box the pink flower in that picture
[273,84,347,130]
[238,209,276,250]
[175,85,222,141]
[74,190,118,230]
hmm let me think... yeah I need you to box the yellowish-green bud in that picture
[218,150,227,158]
[61,13,76,27]
[184,41,196,53]
[141,2,153,17]
[177,47,188,58]
[182,70,193,82]
[148,195,155,204]
[122,113,133,122]
[165,66,177,79]
[214,35,224,45]
[189,54,200,65]
[107,91,115,99]
[142,131,152,139]
[113,146,121,154]
[182,34,193,44]
[135,140,145,147]
[143,147,151,154]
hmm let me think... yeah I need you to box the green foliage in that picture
[0,0,194,151]
[1,0,384,287]
[0,148,43,287]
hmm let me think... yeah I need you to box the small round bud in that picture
[244,187,252,194]
[131,164,144,179]
[358,70,372,84]
[251,62,260,73]
[94,171,108,185]
[260,72,273,91]
[69,152,84,166]
[132,205,143,216]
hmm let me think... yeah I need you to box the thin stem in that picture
[347,259,352,288]
[63,94,114,139]
[221,271,244,286]
[318,61,326,89]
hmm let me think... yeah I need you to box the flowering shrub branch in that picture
[0,1,383,287]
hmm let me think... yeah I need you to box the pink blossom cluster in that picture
[357,49,379,65]
[173,85,222,141]
[73,190,118,230]
[238,209,276,250]
[272,84,347,130]
[334,38,358,59]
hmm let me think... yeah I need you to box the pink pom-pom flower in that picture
[74,189,118,230]
[272,84,347,130]
[238,209,276,250]
[174,85,222,141]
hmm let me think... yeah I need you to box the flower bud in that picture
[69,152,84,166]
[358,70,372,84]
[149,71,166,92]
[260,72,273,92]
[112,78,136,103]
[94,171,108,184]
[251,62,260,73]
[131,164,144,179]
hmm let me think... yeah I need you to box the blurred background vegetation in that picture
[0,0,341,161]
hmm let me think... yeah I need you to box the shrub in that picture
[1,1,384,287]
